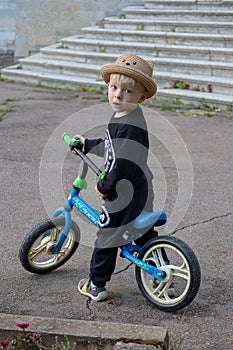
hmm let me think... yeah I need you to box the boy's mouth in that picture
[112,101,121,108]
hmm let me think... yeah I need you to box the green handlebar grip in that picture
[62,133,72,146]
[62,133,81,148]
[98,171,106,180]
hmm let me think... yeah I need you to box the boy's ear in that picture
[138,92,149,103]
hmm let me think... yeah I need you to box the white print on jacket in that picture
[104,129,116,173]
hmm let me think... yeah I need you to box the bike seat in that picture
[133,210,167,230]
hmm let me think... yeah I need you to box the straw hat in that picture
[101,54,157,98]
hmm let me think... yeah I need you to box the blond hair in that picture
[110,73,147,92]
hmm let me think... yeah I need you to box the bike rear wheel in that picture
[19,217,80,274]
[135,236,201,311]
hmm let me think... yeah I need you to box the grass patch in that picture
[137,24,145,31]
[0,107,14,119]
[171,98,183,105]
[2,98,20,105]
[35,81,59,90]
[99,47,106,53]
[57,44,69,49]
[160,105,175,111]
[227,104,233,112]
[77,85,103,94]
[202,112,214,117]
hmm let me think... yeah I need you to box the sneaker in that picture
[78,278,108,302]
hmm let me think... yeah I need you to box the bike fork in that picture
[120,243,165,281]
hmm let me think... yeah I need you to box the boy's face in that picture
[108,76,148,117]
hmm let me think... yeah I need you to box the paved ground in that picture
[0,81,232,349]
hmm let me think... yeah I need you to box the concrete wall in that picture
[0,0,142,59]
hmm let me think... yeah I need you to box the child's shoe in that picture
[78,278,108,301]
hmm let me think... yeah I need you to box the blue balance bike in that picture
[19,134,201,312]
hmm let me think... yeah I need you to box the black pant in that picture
[90,229,158,287]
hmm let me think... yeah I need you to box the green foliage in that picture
[160,105,175,111]
[137,24,145,31]
[0,323,77,350]
[0,108,14,119]
[171,98,183,105]
[57,44,69,49]
[172,80,190,90]
[99,47,106,53]
[227,104,233,112]
[2,98,20,104]
[79,85,103,94]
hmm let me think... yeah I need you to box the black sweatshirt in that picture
[84,106,153,201]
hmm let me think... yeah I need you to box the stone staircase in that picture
[2,0,233,107]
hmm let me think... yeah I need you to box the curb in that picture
[0,313,168,350]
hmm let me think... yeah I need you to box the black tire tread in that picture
[19,217,80,274]
[135,235,201,311]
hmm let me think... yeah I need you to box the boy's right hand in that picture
[71,134,86,154]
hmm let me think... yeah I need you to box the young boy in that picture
[76,54,158,301]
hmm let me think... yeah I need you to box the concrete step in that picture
[1,1,232,108]
[144,0,233,10]
[18,54,102,80]
[103,18,233,35]
[155,71,233,95]
[2,65,232,107]
[55,39,233,63]
[123,6,233,22]
[157,87,233,106]
[1,65,105,89]
[81,26,233,48]
[8,52,233,94]
[20,52,233,80]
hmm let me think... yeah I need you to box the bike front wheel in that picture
[135,236,201,312]
[19,217,80,274]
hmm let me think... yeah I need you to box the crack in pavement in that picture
[83,212,232,315]
[0,157,33,163]
[86,298,96,321]
[170,212,232,235]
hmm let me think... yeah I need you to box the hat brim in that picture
[101,64,157,98]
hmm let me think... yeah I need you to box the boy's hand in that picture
[71,134,86,154]
[95,185,106,199]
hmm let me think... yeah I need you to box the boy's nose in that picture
[115,88,122,99]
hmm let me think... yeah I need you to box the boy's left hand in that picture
[95,185,106,199]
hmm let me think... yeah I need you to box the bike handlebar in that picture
[62,133,82,149]
[62,133,73,146]
[62,133,105,179]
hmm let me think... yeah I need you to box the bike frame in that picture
[50,134,165,281]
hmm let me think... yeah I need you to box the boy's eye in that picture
[123,88,132,94]
[110,85,117,90]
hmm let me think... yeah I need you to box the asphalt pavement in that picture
[0,81,232,349]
